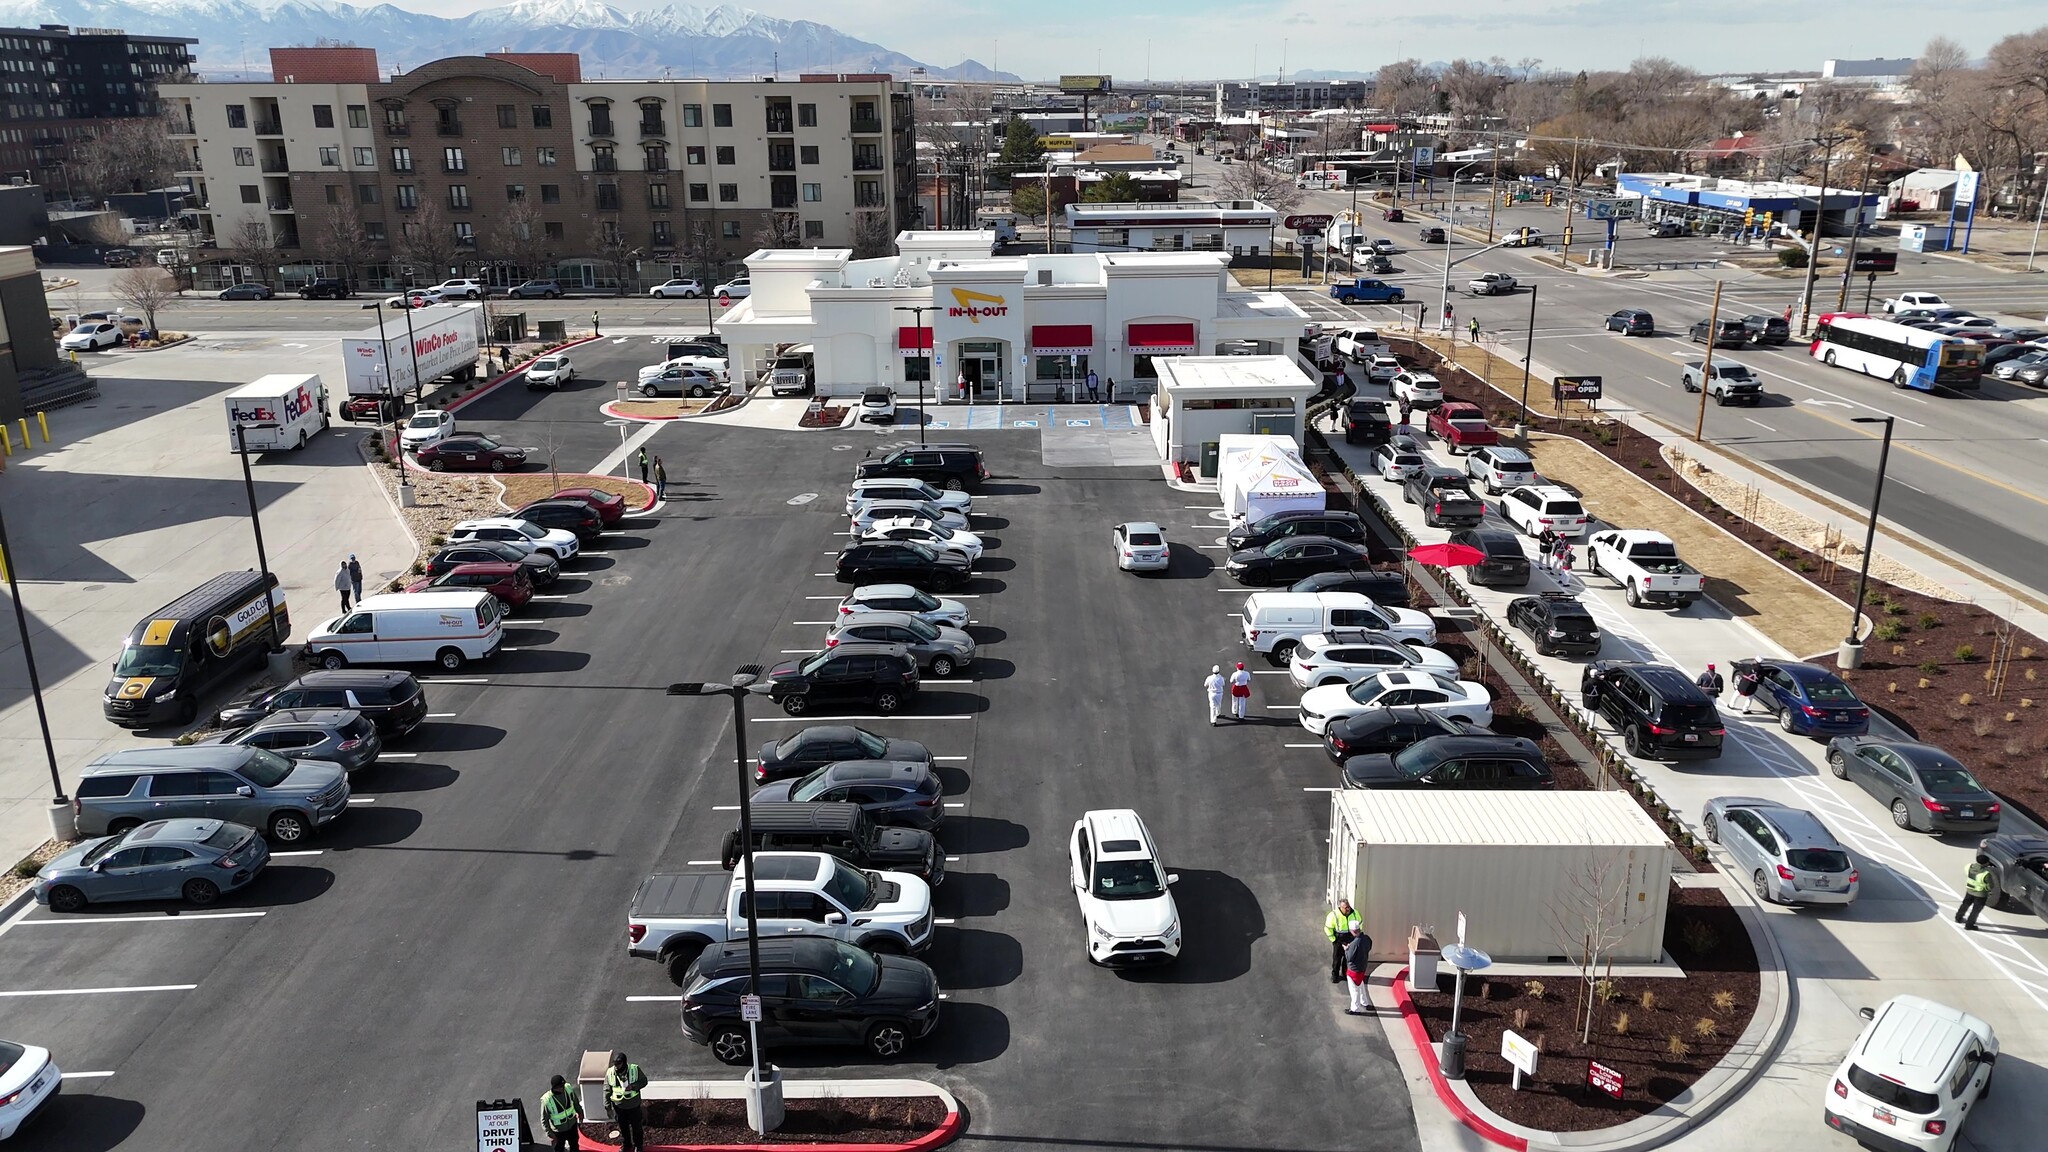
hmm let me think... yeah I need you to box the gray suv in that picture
[823,612,975,677]
[751,760,944,831]
[73,745,351,844]
[204,709,382,774]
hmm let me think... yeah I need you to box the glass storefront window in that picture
[1034,354,1087,380]
[903,355,931,382]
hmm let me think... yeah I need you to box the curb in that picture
[1386,967,1530,1151]
[601,394,749,423]
[576,1078,963,1152]
[97,335,195,354]
[441,333,603,416]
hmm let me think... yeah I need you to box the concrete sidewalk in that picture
[0,347,412,865]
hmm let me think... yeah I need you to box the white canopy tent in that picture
[1220,441,1325,524]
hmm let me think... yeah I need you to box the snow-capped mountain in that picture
[0,0,1018,82]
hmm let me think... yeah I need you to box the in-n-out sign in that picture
[947,288,1007,322]
[1501,1029,1540,1089]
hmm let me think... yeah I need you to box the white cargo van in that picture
[226,373,329,452]
[1242,592,1437,661]
[305,591,504,672]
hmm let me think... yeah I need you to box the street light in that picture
[1839,415,1896,670]
[1439,162,1482,334]
[667,667,784,1134]
[361,300,416,506]
[894,305,932,443]
[0,499,70,838]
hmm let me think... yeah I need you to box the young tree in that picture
[109,266,178,333]
[587,219,639,294]
[850,209,894,259]
[1009,180,1047,218]
[490,198,553,282]
[227,218,286,288]
[1214,158,1304,212]
[681,218,726,301]
[752,210,802,250]
[995,114,1045,183]
[308,199,377,288]
[1545,844,1649,1043]
[394,198,460,285]
[1082,172,1141,203]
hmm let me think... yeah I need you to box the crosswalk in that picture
[926,403,1141,431]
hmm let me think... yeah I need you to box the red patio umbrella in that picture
[1407,541,1487,567]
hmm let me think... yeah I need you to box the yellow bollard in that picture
[36,411,49,443]
[14,418,25,449]
[1,425,11,456]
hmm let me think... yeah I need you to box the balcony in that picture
[771,194,798,210]
[855,193,885,208]
[384,122,410,136]
[436,120,463,137]
[266,198,294,212]
[639,122,665,137]
[593,157,617,173]
[170,121,195,137]
[853,156,883,171]
[768,151,796,173]
[850,116,883,134]
[646,163,670,174]
[253,119,283,136]
[442,161,467,173]
[766,114,793,134]
[589,122,614,139]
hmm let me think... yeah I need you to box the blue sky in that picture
[355,0,2043,79]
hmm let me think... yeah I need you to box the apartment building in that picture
[0,24,196,191]
[161,47,916,290]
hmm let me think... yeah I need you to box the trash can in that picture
[1407,928,1439,993]
[1199,440,1220,480]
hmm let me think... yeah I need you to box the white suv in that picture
[1390,371,1443,410]
[1069,809,1180,966]
[1465,446,1540,494]
[447,517,580,562]
[1824,995,1996,1152]
[1497,484,1588,537]
[433,278,487,299]
[1288,630,1459,689]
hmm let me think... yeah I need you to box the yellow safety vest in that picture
[1965,864,1993,896]
[540,1088,579,1129]
[1325,907,1359,941]
[606,1064,643,1105]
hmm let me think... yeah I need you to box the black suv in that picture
[1581,661,1725,760]
[1404,469,1485,528]
[427,540,559,587]
[1341,734,1553,789]
[298,278,351,300]
[1689,317,1748,347]
[755,724,931,784]
[1345,398,1396,446]
[853,445,987,491]
[1289,568,1411,607]
[1604,308,1654,336]
[681,937,940,1065]
[215,670,427,737]
[1323,706,1487,764]
[723,802,943,885]
[835,541,970,591]
[513,499,603,542]
[1418,226,1447,243]
[1226,508,1365,551]
[1506,594,1602,656]
[1449,528,1531,587]
[1738,314,1790,345]
[765,643,920,716]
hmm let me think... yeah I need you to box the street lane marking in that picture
[0,985,197,997]
[379,753,419,759]
[271,850,324,857]
[627,995,683,1002]
[15,911,266,925]
[753,715,975,722]
[1745,418,1777,432]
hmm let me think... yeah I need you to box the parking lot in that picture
[3,374,1420,1149]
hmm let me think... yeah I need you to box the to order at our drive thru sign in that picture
[476,1104,520,1152]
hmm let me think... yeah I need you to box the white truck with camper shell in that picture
[1586,529,1707,609]
[225,373,329,452]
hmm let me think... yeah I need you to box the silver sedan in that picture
[1113,522,1170,571]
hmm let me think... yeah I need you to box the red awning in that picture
[896,326,932,357]
[1128,322,1196,354]
[1365,123,1398,133]
[1029,324,1093,355]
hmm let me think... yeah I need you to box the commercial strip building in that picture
[0,24,195,193]
[712,232,1314,404]
[1063,199,1278,257]
[159,47,915,290]
[1616,172,1879,236]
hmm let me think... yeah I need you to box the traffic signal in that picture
[1760,211,1774,231]
[1743,207,1755,228]
[1543,190,1554,206]
[1562,225,1573,246]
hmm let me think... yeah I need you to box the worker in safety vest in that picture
[1956,854,1994,930]
[1324,898,1360,984]
[539,1073,583,1151]
[606,1051,648,1151]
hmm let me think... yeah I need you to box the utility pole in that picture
[2028,171,2047,272]
[1518,281,1538,427]
[1560,138,1580,266]
[1796,98,1840,339]
[1692,280,1724,442]
[1485,133,1502,243]
[1835,152,1877,313]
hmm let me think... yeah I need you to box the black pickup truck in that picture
[1403,468,1486,529]
[1979,835,2048,921]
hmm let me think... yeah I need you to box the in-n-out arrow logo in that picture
[947,288,1007,322]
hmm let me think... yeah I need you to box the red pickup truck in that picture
[1426,402,1499,454]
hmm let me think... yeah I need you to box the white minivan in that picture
[306,591,504,672]
[1241,591,1437,662]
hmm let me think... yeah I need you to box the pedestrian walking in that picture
[605,1051,647,1151]
[636,447,649,485]
[1732,662,1760,713]
[1537,527,1559,572]
[1441,302,1455,332]
[1086,368,1100,402]
[1324,899,1359,983]
[334,560,353,613]
[539,1073,584,1151]
[1957,854,1994,930]
[653,455,668,500]
[1229,661,1252,720]
[1204,664,1227,726]
[1344,926,1375,1015]
[1695,662,1725,699]
[346,554,363,603]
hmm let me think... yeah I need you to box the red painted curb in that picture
[600,400,690,422]
[574,1107,962,1152]
[1389,966,1529,1152]
[442,333,603,415]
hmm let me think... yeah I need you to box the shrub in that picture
[410,561,425,574]
[1639,458,1657,469]
[1919,613,1941,630]
[1594,978,1620,1003]
[1954,644,1977,662]
[1776,246,1809,268]
[1513,1008,1530,1030]
[1885,602,1909,617]
[1639,989,1657,1011]
[1524,979,1546,1000]
[1612,1012,1631,1036]
[1679,917,1720,956]
[1874,622,1903,642]
[1712,989,1737,1013]
[1797,559,1816,573]
[428,534,446,546]
[1772,546,1793,561]
[1918,662,1941,675]
[1694,1016,1720,1039]
[1667,1034,1692,1057]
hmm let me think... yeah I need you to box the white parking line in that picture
[1745,418,1778,432]
[933,756,968,761]
[0,984,197,997]
[15,911,267,925]
[62,1071,116,1080]
[686,859,720,866]
[578,551,612,557]
[780,649,814,654]
[946,856,961,862]
[803,595,844,599]
[1266,704,1301,710]
[627,995,683,1002]
[530,594,567,600]
[935,918,957,925]
[271,850,324,857]
[1198,544,1227,550]
[944,802,966,808]
[418,678,488,685]
[1251,670,1289,676]
[1304,787,1338,793]
[347,797,377,804]
[379,753,419,759]
[425,713,458,718]
[812,572,834,577]
[922,679,972,686]
[791,620,838,625]
[1285,743,1321,748]
[711,805,739,811]
[753,715,976,722]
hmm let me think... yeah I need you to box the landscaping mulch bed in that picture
[799,405,850,429]
[1409,884,1758,1131]
[579,1096,946,1146]
[1400,340,2048,830]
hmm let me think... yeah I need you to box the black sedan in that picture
[426,539,559,587]
[834,541,969,591]
[1289,568,1412,607]
[1341,734,1553,789]
[218,283,274,300]
[681,938,940,1065]
[1225,535,1372,586]
[1826,736,2001,833]
[515,498,604,543]
[1323,707,1487,764]
[755,724,932,785]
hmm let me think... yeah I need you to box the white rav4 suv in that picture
[1069,809,1180,966]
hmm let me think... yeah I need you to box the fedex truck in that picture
[226,372,330,452]
[341,303,484,401]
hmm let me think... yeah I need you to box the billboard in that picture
[1060,74,1112,95]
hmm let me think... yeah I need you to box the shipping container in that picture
[341,303,484,399]
[1327,790,1672,963]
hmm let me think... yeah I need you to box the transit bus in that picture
[1809,315,1982,391]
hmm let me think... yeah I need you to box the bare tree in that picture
[62,110,190,204]
[1375,60,1437,116]
[587,219,639,294]
[1214,159,1304,212]
[681,218,726,299]
[227,218,286,288]
[110,266,178,332]
[307,199,378,288]
[850,209,894,259]
[1903,37,1977,166]
[1545,844,1649,1043]
[752,210,803,250]
[394,198,460,285]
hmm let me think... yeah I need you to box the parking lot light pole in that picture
[1839,416,1895,670]
[1517,282,1538,428]
[894,305,931,442]
[363,302,415,506]
[0,500,70,833]
[667,668,782,1134]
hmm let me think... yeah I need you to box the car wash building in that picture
[713,232,1313,403]
[1617,173,1879,237]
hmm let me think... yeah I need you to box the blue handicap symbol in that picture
[1066,419,1092,427]
[927,421,950,428]
[1012,419,1039,428]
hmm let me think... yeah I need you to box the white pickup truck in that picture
[1881,291,1948,315]
[1586,529,1706,609]
[626,852,934,980]
[1466,272,1519,296]
[1679,360,1764,406]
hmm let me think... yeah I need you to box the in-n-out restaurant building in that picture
[713,232,1315,402]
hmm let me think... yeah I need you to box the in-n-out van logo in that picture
[947,288,1008,322]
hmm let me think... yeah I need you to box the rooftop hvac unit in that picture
[1036,269,1051,285]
